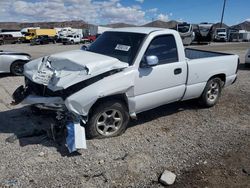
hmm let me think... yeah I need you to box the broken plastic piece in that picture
[66,121,86,153]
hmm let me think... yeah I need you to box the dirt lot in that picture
[0,42,250,187]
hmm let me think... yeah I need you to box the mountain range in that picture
[0,20,249,31]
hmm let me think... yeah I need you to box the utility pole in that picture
[220,0,226,28]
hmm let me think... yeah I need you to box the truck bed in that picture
[185,48,231,59]
[182,47,238,101]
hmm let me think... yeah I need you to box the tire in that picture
[10,61,26,76]
[86,100,129,139]
[245,63,250,68]
[199,78,222,107]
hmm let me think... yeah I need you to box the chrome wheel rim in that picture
[95,109,123,136]
[207,81,219,103]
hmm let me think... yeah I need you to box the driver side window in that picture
[144,35,178,64]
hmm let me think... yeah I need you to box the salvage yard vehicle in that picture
[24,29,57,42]
[30,35,56,45]
[194,23,213,43]
[214,28,228,42]
[0,34,22,44]
[0,51,31,75]
[176,23,195,45]
[245,49,250,67]
[12,27,239,139]
[83,35,96,43]
[62,34,81,45]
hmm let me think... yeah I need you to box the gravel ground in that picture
[0,42,250,187]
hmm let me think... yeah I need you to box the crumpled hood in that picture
[24,50,128,91]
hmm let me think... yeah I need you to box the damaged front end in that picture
[12,50,128,112]
[11,50,130,152]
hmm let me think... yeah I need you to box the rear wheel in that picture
[86,100,129,139]
[199,78,222,107]
[10,61,26,76]
[245,63,250,68]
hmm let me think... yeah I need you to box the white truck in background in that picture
[58,27,83,40]
[13,27,239,139]
[214,28,227,42]
[62,34,81,44]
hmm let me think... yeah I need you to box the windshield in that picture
[87,31,146,65]
[216,29,226,33]
[178,25,191,33]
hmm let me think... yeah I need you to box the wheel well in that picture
[10,60,27,71]
[89,94,128,116]
[208,74,226,86]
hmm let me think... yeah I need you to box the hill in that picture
[142,20,179,29]
[104,23,136,28]
[231,21,250,31]
[0,20,90,30]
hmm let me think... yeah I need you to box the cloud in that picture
[157,14,169,22]
[135,0,144,3]
[147,8,158,13]
[0,0,148,25]
[246,18,250,22]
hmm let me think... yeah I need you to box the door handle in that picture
[174,68,182,75]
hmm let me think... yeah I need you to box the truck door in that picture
[134,34,187,113]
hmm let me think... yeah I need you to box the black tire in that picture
[10,61,26,76]
[245,63,250,68]
[199,78,222,107]
[86,100,129,139]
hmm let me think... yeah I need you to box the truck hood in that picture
[24,50,128,91]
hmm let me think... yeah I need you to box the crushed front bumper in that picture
[12,78,65,111]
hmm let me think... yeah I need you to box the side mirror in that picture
[146,55,159,66]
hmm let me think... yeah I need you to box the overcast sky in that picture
[0,0,249,25]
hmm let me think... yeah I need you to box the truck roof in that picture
[108,27,172,34]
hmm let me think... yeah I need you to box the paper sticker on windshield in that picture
[115,44,131,51]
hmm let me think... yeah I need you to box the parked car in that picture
[12,27,239,139]
[62,34,81,45]
[0,51,31,75]
[0,34,21,44]
[31,35,56,45]
[245,49,250,67]
[83,35,96,43]
[0,37,3,45]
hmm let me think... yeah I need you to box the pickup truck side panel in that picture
[183,55,238,100]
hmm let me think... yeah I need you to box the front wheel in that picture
[10,61,26,76]
[199,78,222,107]
[86,100,129,139]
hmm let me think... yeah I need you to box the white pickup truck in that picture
[13,27,239,139]
[62,34,81,45]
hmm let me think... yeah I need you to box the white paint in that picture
[74,122,87,149]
